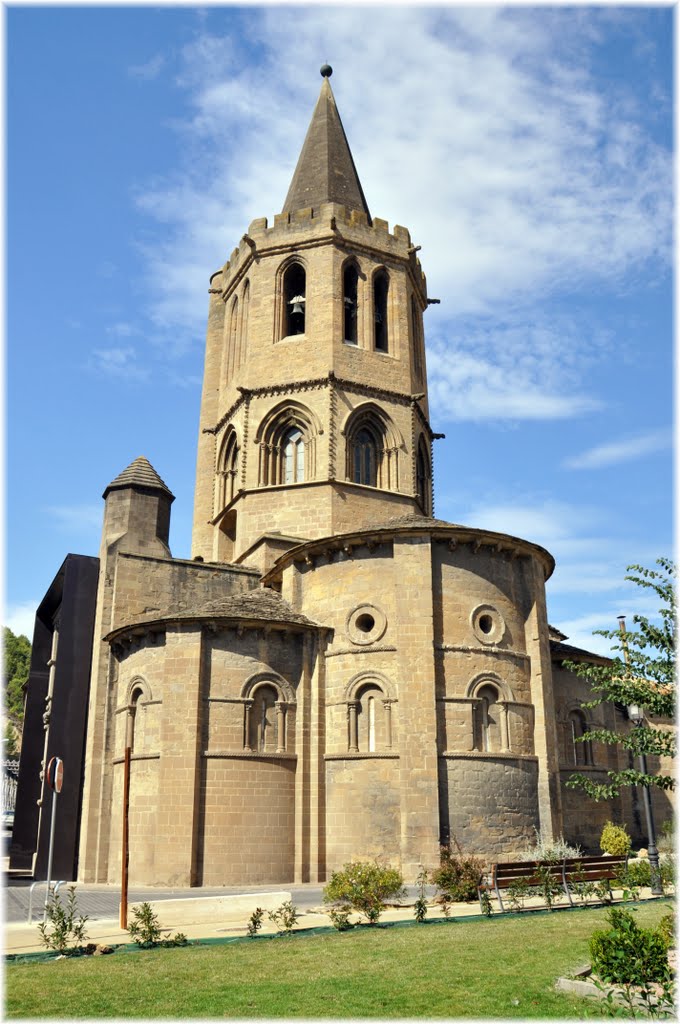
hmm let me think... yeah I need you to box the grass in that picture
[5,901,671,1018]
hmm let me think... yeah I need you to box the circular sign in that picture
[46,757,64,793]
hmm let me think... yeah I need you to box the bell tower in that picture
[192,67,436,566]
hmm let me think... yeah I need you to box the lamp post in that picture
[618,616,663,895]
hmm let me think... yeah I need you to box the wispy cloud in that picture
[125,8,669,419]
[129,54,165,81]
[89,346,150,381]
[563,428,671,469]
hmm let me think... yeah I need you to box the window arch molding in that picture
[240,672,295,754]
[344,671,396,753]
[275,255,308,341]
[465,672,513,703]
[254,400,321,486]
[342,402,403,490]
[466,674,513,753]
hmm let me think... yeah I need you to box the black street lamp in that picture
[626,702,663,895]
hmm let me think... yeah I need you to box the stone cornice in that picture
[205,372,435,438]
[262,523,555,586]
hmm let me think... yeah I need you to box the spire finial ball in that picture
[320,64,333,78]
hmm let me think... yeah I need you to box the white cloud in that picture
[563,429,672,469]
[126,8,670,416]
[3,601,37,640]
[89,347,150,381]
[129,54,165,81]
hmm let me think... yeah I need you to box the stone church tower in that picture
[13,68,669,888]
[191,68,433,570]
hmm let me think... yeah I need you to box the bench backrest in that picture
[489,854,628,889]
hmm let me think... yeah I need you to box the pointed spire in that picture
[103,456,174,501]
[282,67,371,220]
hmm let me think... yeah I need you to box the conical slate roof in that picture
[282,74,371,219]
[103,456,174,500]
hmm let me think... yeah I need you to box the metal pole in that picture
[637,732,663,895]
[43,787,58,922]
[120,746,131,929]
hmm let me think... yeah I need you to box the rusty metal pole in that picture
[120,746,131,930]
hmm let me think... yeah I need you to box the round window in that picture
[471,605,505,646]
[346,604,387,646]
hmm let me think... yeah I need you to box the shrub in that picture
[618,856,674,891]
[658,818,674,855]
[128,902,161,947]
[657,908,674,949]
[431,847,484,902]
[323,861,406,925]
[600,821,631,857]
[589,906,671,986]
[518,827,582,863]
[247,907,264,938]
[37,886,89,955]
[328,907,354,931]
[268,901,299,936]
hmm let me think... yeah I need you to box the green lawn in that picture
[5,902,671,1019]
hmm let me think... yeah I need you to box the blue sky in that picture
[6,5,673,655]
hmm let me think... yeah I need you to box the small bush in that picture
[657,908,674,949]
[431,846,484,902]
[328,906,354,931]
[268,901,299,936]
[247,907,264,937]
[600,821,631,857]
[127,902,162,947]
[518,827,582,863]
[618,855,674,891]
[324,861,406,925]
[590,906,671,986]
[37,886,89,955]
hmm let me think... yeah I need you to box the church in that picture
[11,68,667,887]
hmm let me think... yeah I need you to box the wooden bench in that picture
[479,854,629,912]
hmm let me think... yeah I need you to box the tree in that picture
[565,558,675,801]
[3,626,31,725]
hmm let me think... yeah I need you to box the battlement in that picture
[213,202,427,298]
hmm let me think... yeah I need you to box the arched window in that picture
[238,280,250,367]
[353,426,379,486]
[345,406,400,491]
[283,262,306,337]
[126,686,144,751]
[416,436,431,515]
[343,262,359,344]
[255,402,319,486]
[283,428,305,484]
[226,296,239,380]
[348,683,392,752]
[475,684,502,753]
[411,296,422,380]
[374,270,389,352]
[216,429,239,511]
[251,684,278,752]
[569,710,592,766]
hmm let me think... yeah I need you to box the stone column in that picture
[347,701,359,752]
[382,700,393,749]
[275,701,287,753]
[243,699,254,751]
[499,703,510,752]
